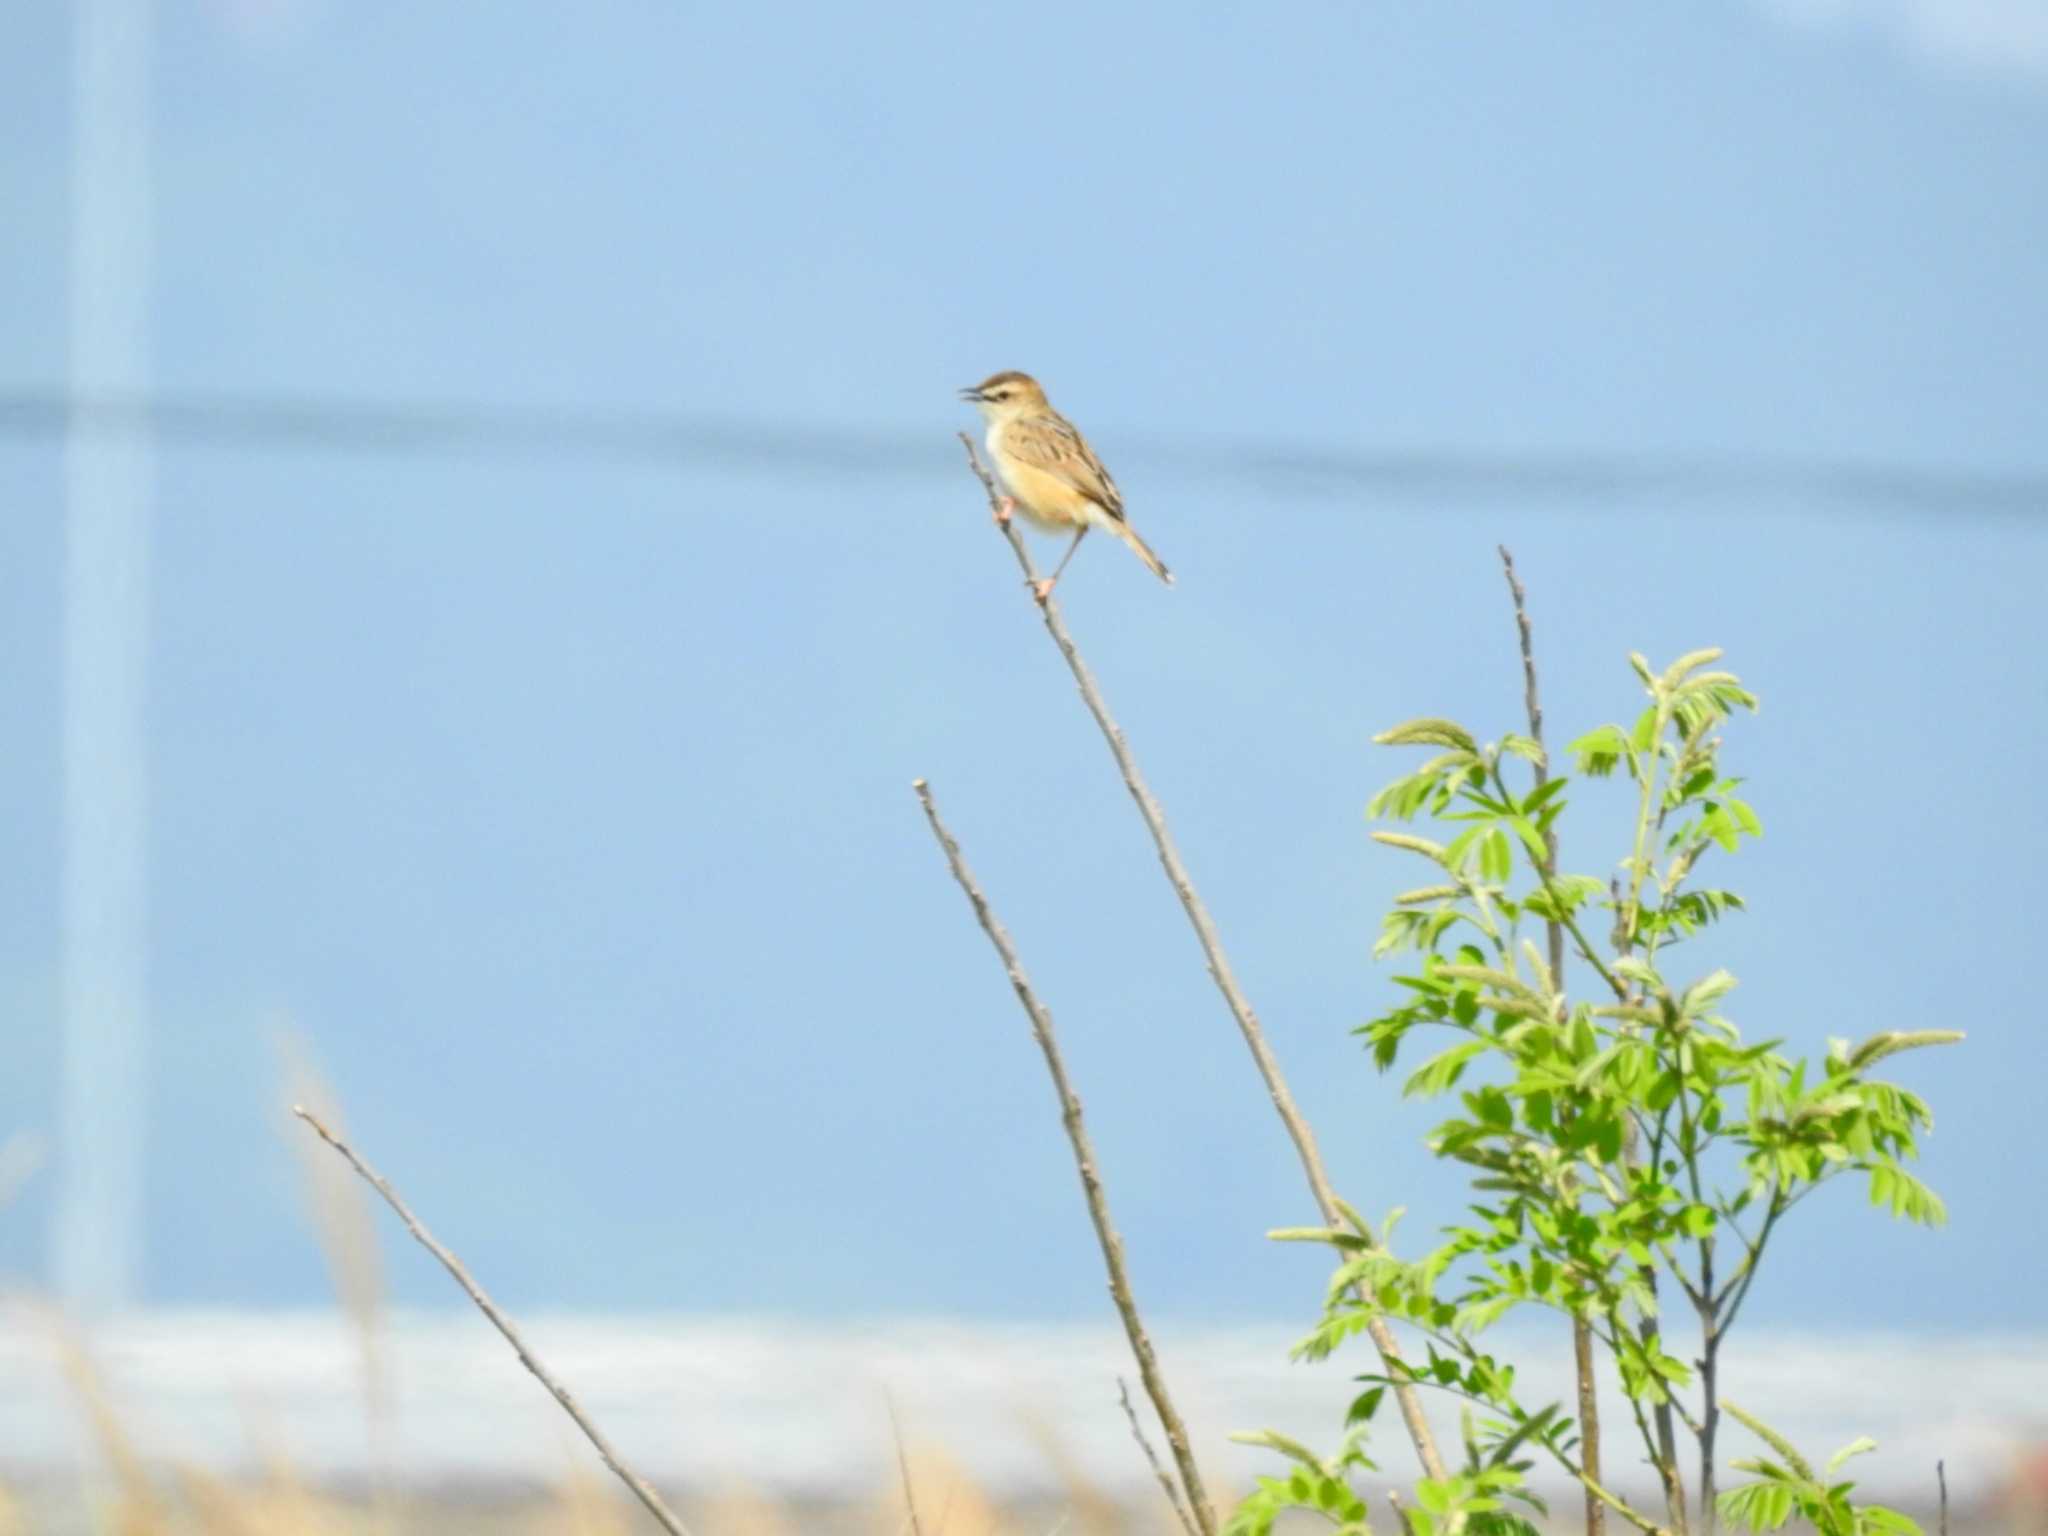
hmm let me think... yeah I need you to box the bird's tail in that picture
[1115,522,1174,586]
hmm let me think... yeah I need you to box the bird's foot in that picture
[1030,578,1057,605]
[993,496,1017,526]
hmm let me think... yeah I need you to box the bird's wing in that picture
[1005,412,1126,521]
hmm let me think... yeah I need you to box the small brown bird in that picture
[960,370,1172,601]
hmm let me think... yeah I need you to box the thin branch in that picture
[1712,1192,1789,1340]
[1639,1281,1689,1536]
[913,778,1219,1536]
[958,434,1448,1484]
[1669,1270,1709,1316]
[1382,1359,1670,1536]
[1936,1460,1948,1536]
[1667,1392,1705,1443]
[1573,1463,1673,1536]
[1696,1233,1720,1536]
[1558,904,1631,1003]
[290,1106,693,1536]
[1572,1307,1608,1536]
[1593,654,1688,1536]
[1119,1377,1201,1536]
[1486,769,1630,1010]
[1497,548,1562,973]
[887,1393,923,1536]
[1500,544,1608,1536]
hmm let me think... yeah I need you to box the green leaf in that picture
[1346,1386,1387,1426]
[1437,965,1546,1008]
[1825,1438,1878,1475]
[1612,956,1662,989]
[1523,874,1604,921]
[1723,1401,1816,1481]
[1481,827,1513,884]
[1843,1030,1965,1071]
[1505,816,1551,865]
[1396,885,1464,906]
[1568,725,1628,777]
[1268,1226,1369,1248]
[1866,1163,1947,1227]
[1376,718,1478,752]
[1404,1040,1491,1099]
[1719,1482,1796,1534]
[1682,969,1739,1017]
[1630,704,1661,753]
[1444,825,1487,874]
[1373,831,1450,863]
[1661,647,1725,689]
[1229,1428,1324,1467]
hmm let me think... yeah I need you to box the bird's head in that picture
[959,370,1049,422]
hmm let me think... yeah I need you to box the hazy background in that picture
[1,0,2042,1372]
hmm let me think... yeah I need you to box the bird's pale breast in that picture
[989,425,1096,532]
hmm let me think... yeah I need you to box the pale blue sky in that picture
[0,4,2042,1330]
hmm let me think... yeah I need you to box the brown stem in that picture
[1573,1312,1607,1536]
[1640,1275,1690,1535]
[1499,545,1607,1536]
[887,1393,923,1536]
[913,779,1219,1536]
[959,434,1448,1484]
[290,1107,693,1536]
[1496,547,1564,987]
[1697,1240,1719,1536]
[1119,1376,1202,1536]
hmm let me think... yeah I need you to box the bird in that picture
[959,370,1172,601]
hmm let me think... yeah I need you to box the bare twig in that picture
[1936,1460,1948,1536]
[1497,547,1563,985]
[1500,545,1606,1536]
[913,778,1219,1536]
[290,1106,693,1536]
[958,434,1448,1483]
[1571,1307,1608,1536]
[887,1393,923,1536]
[1119,1376,1200,1536]
[1505,543,1684,1533]
[277,1032,398,1536]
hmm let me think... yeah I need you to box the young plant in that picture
[1230,647,1956,1536]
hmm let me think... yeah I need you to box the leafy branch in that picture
[1238,625,1958,1536]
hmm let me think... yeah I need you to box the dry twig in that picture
[887,1393,924,1536]
[957,434,1447,1482]
[913,778,1218,1536]
[1118,1376,1200,1536]
[290,1106,693,1536]
[1499,545,1606,1536]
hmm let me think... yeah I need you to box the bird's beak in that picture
[958,387,985,403]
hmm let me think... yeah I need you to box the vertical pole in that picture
[55,0,154,1315]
